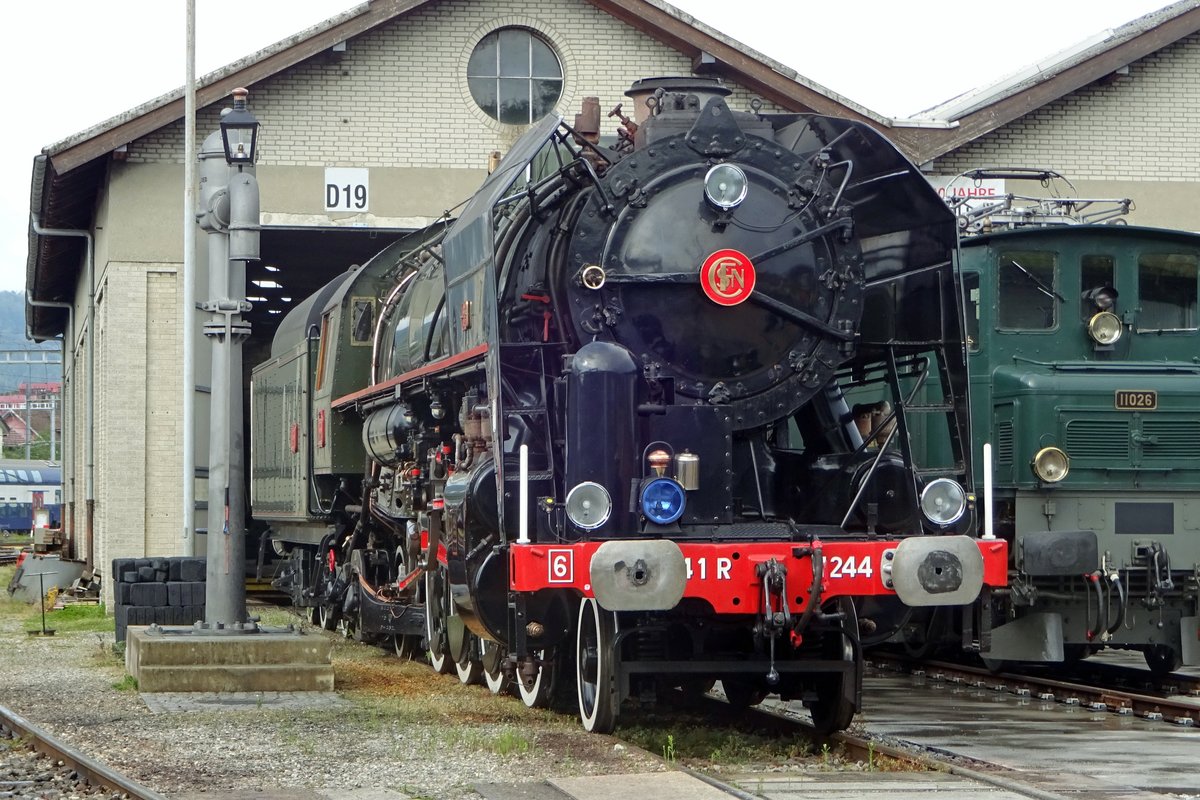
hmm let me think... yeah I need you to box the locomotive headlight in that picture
[1087,311,1123,345]
[566,482,612,530]
[641,478,687,525]
[1031,446,1070,483]
[919,478,967,526]
[704,164,748,211]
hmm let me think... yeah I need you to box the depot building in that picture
[24,0,1200,594]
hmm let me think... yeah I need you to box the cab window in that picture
[351,298,375,344]
[998,250,1057,330]
[314,313,333,390]
[1080,255,1114,321]
[1138,253,1198,331]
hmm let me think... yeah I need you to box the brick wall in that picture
[144,270,181,556]
[934,33,1200,181]
[128,0,783,172]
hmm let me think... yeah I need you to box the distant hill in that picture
[0,291,61,393]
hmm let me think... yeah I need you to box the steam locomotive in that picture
[251,77,1008,733]
[927,170,1199,674]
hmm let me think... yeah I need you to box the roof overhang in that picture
[898,1,1200,164]
[25,0,435,338]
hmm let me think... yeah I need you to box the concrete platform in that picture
[124,625,334,692]
[549,772,731,800]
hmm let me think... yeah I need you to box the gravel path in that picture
[0,607,662,799]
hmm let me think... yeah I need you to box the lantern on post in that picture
[219,87,259,166]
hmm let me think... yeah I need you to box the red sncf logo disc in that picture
[700,249,756,306]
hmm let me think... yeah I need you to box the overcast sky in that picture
[2,0,1174,295]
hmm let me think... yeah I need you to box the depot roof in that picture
[26,0,1200,338]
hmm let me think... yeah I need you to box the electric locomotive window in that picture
[1080,255,1114,321]
[467,29,563,125]
[963,272,980,351]
[1137,253,1198,332]
[998,250,1057,330]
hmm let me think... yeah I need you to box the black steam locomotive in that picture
[252,77,1008,733]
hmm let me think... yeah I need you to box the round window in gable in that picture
[468,28,563,124]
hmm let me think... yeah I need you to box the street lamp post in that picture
[196,88,260,631]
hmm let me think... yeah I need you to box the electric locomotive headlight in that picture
[641,478,687,525]
[919,478,967,526]
[565,482,612,530]
[703,163,748,211]
[1087,311,1123,345]
[1031,446,1070,483]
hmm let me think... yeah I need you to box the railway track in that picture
[0,703,166,800]
[871,653,1200,727]
[676,691,1114,800]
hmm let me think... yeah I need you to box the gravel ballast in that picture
[0,605,661,798]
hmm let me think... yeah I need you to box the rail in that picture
[871,653,1200,727]
[0,703,167,799]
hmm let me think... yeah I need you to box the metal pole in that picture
[182,0,197,557]
[39,573,47,635]
[197,89,259,631]
[23,372,31,460]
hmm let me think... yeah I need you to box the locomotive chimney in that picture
[624,76,731,125]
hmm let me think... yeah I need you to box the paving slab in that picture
[726,772,1035,799]
[474,782,574,800]
[549,772,730,800]
[174,790,410,799]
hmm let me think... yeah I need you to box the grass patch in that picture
[252,605,307,629]
[618,708,815,766]
[491,728,533,756]
[112,674,138,691]
[0,565,28,620]
[25,602,112,634]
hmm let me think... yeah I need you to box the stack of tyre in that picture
[112,557,206,642]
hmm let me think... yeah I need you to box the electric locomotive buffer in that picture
[253,78,1008,733]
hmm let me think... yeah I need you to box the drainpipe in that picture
[29,160,95,571]
[25,292,73,559]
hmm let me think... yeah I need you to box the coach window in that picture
[998,250,1057,330]
[468,28,563,124]
[1137,253,1198,332]
[1080,254,1114,321]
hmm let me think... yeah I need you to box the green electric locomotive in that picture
[951,174,1200,673]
